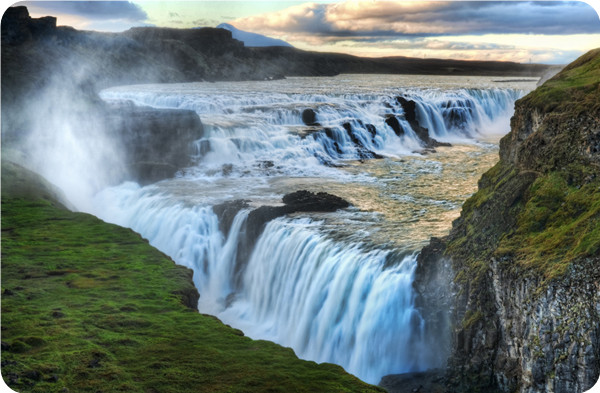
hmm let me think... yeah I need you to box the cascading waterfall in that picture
[93,75,535,385]
[220,218,430,384]
[101,78,523,175]
[94,184,431,383]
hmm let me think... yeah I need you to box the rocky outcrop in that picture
[104,101,204,184]
[302,109,319,126]
[245,190,349,249]
[212,199,251,236]
[396,97,452,150]
[1,6,56,44]
[408,49,600,393]
[216,191,350,289]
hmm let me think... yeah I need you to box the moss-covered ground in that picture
[1,192,382,392]
[496,169,600,279]
[519,47,600,114]
[449,163,600,283]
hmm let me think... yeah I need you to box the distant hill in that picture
[216,23,292,48]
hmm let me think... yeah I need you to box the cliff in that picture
[413,49,600,392]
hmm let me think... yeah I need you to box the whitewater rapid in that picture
[92,75,536,384]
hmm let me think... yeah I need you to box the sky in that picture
[17,1,600,64]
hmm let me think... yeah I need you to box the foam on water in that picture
[92,75,535,384]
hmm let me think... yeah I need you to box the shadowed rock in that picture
[231,190,350,288]
[246,190,349,243]
[342,122,384,160]
[385,115,404,137]
[379,369,446,393]
[301,108,319,126]
[212,199,250,236]
[396,96,451,149]
[105,101,204,184]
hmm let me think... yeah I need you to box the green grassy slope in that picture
[1,163,383,393]
[448,48,600,283]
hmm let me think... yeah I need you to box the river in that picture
[89,74,536,384]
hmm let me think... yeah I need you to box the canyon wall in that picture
[414,48,600,393]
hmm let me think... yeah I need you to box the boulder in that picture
[301,108,319,126]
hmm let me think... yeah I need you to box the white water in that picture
[221,218,428,383]
[92,75,536,384]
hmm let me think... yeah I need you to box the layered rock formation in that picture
[213,190,350,289]
[412,49,600,393]
[1,7,205,185]
[104,102,204,183]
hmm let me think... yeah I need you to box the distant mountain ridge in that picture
[216,23,292,48]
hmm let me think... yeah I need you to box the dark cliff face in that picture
[414,49,600,393]
[1,7,207,186]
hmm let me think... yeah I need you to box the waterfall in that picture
[94,184,434,384]
[92,75,532,385]
[220,218,431,384]
[100,80,523,178]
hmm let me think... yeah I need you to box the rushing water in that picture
[92,74,536,384]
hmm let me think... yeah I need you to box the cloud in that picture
[20,1,148,31]
[233,0,600,42]
[193,19,221,27]
[22,1,147,21]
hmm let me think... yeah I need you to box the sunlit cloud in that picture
[234,1,599,37]
[231,1,600,63]
[10,1,600,64]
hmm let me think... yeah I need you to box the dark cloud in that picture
[22,1,147,21]
[193,19,220,27]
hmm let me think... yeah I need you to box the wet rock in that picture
[301,108,319,126]
[105,102,204,184]
[385,115,404,136]
[221,164,234,176]
[379,369,446,393]
[281,190,349,210]
[232,191,350,288]
[246,190,348,240]
[196,140,211,156]
[395,96,451,149]
[212,199,250,236]
[342,121,384,159]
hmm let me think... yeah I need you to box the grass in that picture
[518,48,600,114]
[496,170,600,280]
[1,195,383,392]
[448,48,600,285]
